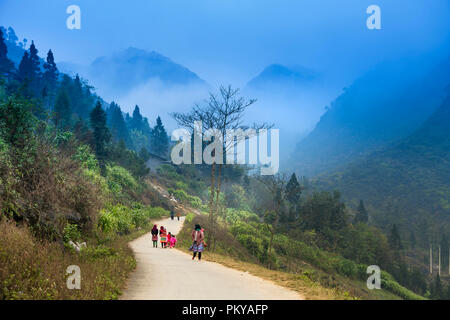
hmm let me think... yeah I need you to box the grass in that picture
[0,217,164,300]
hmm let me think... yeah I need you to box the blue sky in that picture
[1,0,449,86]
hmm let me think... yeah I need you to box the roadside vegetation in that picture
[0,28,170,299]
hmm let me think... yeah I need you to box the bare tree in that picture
[171,85,272,250]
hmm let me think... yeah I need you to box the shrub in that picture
[63,223,82,243]
[98,204,168,235]
[73,144,99,172]
[167,188,203,208]
[175,181,188,191]
[188,195,202,208]
[106,165,138,197]
[99,205,134,235]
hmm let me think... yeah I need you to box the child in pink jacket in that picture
[169,235,177,248]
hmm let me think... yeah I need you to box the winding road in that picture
[120,216,302,300]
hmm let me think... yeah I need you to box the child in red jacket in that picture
[169,235,177,248]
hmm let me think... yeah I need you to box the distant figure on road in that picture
[190,224,205,260]
[160,226,168,248]
[169,234,177,248]
[151,224,159,248]
[176,211,180,221]
[170,209,175,220]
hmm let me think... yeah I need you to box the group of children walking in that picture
[151,224,177,248]
[148,216,205,262]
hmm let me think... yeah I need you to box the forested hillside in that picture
[0,26,174,299]
[317,90,450,241]
[289,56,450,177]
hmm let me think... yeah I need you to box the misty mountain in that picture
[244,64,335,168]
[289,55,450,177]
[60,47,206,97]
[317,90,450,231]
[247,64,316,91]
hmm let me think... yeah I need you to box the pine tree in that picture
[108,102,131,147]
[0,28,14,77]
[130,105,144,131]
[28,41,41,79]
[53,89,72,129]
[285,173,302,205]
[354,200,369,224]
[90,101,111,170]
[43,49,58,90]
[150,116,169,157]
[18,51,32,80]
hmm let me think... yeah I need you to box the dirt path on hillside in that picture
[120,217,303,300]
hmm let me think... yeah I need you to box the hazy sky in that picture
[1,0,449,87]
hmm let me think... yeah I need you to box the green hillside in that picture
[289,57,450,177]
[318,90,450,237]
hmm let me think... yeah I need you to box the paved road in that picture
[120,217,302,300]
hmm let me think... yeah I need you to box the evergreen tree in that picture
[285,173,302,221]
[354,200,369,224]
[18,51,32,80]
[131,105,144,131]
[43,49,58,90]
[0,28,14,77]
[108,101,131,147]
[28,41,41,79]
[53,89,72,129]
[150,116,169,157]
[285,173,301,205]
[301,191,348,233]
[90,101,111,170]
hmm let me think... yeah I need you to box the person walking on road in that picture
[190,224,205,261]
[170,209,175,220]
[176,211,180,221]
[160,226,168,248]
[151,224,159,248]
